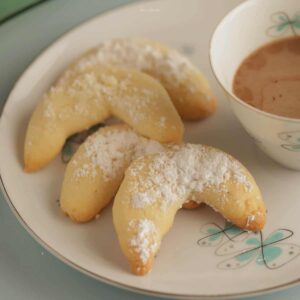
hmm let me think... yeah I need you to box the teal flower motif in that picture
[198,222,300,270]
[216,229,300,270]
[267,12,300,37]
[197,222,248,247]
[278,131,300,152]
[282,144,300,151]
[61,123,104,163]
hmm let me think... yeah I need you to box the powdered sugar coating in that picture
[43,101,56,119]
[129,144,253,211]
[76,38,197,87]
[40,71,108,125]
[42,64,167,125]
[72,127,164,182]
[129,219,159,264]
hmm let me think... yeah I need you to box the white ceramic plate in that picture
[0,0,300,298]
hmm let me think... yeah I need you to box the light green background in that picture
[0,0,41,21]
[0,0,299,299]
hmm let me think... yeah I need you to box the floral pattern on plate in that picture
[198,221,300,270]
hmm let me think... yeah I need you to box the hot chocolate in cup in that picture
[210,0,300,170]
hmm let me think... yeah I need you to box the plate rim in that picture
[0,0,299,298]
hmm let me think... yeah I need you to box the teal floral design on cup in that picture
[278,131,300,152]
[198,222,300,270]
[267,11,300,37]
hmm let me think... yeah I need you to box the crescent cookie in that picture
[24,64,183,172]
[60,124,165,222]
[73,38,217,120]
[112,144,266,275]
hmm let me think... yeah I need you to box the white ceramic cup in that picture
[210,0,300,170]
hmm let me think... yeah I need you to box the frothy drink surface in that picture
[233,36,300,118]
